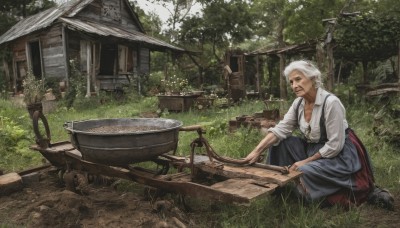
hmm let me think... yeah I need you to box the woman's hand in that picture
[289,152,321,171]
[244,132,279,164]
[244,149,263,164]
[289,160,308,171]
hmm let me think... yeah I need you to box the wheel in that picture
[32,110,51,148]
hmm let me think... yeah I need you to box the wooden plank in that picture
[0,172,23,196]
[65,149,82,159]
[210,178,277,201]
[159,172,192,182]
[30,141,75,153]
[196,162,302,186]
[366,87,400,96]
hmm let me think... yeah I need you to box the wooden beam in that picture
[62,25,70,84]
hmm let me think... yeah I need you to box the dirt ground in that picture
[0,169,193,227]
[0,168,399,228]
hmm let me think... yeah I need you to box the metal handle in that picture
[179,125,203,132]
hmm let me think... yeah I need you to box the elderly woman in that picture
[245,60,392,208]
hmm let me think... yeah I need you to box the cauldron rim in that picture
[64,118,183,136]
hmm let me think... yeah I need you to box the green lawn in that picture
[1,95,399,227]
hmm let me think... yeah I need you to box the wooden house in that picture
[0,0,185,96]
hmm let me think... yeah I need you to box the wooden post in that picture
[62,25,69,84]
[12,57,17,94]
[326,43,334,91]
[256,55,260,97]
[86,42,91,97]
[92,43,97,95]
[2,59,11,91]
[278,54,287,99]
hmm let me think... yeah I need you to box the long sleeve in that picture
[268,97,302,141]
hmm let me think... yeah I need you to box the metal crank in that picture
[187,127,290,175]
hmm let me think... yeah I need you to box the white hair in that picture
[283,60,323,88]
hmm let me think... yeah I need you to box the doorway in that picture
[28,41,42,79]
[100,43,117,75]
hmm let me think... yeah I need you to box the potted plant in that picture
[23,70,45,118]
[162,75,189,95]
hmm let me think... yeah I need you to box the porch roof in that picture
[0,0,93,45]
[59,18,185,52]
[0,0,185,53]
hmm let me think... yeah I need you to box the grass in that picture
[0,94,399,227]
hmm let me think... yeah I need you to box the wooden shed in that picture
[224,49,262,102]
[0,0,185,96]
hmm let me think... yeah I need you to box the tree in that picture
[131,1,163,39]
[178,0,255,86]
[141,0,199,42]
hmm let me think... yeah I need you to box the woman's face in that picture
[288,70,315,97]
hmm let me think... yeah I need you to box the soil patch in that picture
[0,169,191,227]
[0,169,399,227]
[358,189,400,227]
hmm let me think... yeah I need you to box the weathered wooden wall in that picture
[76,0,140,31]
[40,24,65,78]
[5,0,153,94]
[11,24,65,79]
[66,31,81,65]
[139,48,150,75]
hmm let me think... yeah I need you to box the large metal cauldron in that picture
[64,118,183,166]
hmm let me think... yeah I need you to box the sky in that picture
[135,0,202,27]
[56,0,201,29]
[135,0,171,23]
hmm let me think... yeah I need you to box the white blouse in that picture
[268,88,348,158]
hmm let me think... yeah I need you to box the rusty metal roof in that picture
[0,0,184,52]
[60,17,185,52]
[0,0,88,45]
[247,40,318,56]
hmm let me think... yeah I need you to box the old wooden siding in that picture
[120,0,139,30]
[66,31,82,63]
[12,37,28,62]
[139,48,150,75]
[39,24,65,78]
[10,24,65,79]
[76,0,139,31]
